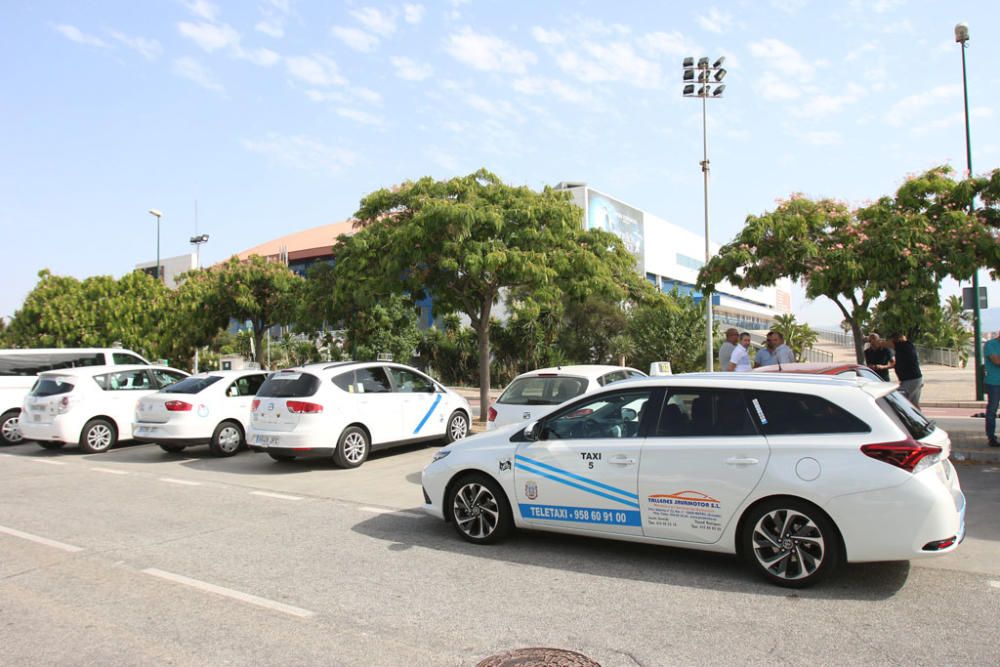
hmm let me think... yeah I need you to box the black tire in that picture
[444,411,470,444]
[333,426,370,468]
[1,410,23,445]
[741,498,841,588]
[37,441,65,450]
[209,421,243,457]
[447,473,513,545]
[269,452,296,462]
[159,444,187,453]
[79,419,117,454]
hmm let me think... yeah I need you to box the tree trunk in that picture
[849,317,865,364]
[475,300,493,424]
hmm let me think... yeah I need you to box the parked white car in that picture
[20,364,188,453]
[0,347,150,445]
[487,365,646,431]
[423,373,965,588]
[248,361,472,467]
[133,370,268,457]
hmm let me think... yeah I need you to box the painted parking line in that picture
[250,491,304,501]
[359,506,425,518]
[0,524,84,553]
[30,459,67,466]
[142,568,315,618]
[989,580,1000,589]
[159,477,202,486]
[90,467,130,475]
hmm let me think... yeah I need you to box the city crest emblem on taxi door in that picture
[525,481,538,500]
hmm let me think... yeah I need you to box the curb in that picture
[952,449,1000,464]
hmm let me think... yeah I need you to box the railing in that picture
[747,332,834,363]
[915,345,967,368]
[813,328,854,347]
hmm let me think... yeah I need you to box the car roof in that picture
[192,369,268,377]
[753,362,865,374]
[513,365,643,380]
[37,364,186,377]
[602,372,885,393]
[0,348,144,355]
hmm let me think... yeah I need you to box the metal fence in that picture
[914,345,967,368]
[746,332,834,364]
[813,328,854,347]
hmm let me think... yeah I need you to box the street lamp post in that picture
[683,56,727,371]
[955,23,984,401]
[148,209,163,282]
[189,233,209,373]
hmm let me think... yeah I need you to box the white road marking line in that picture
[159,477,202,486]
[0,524,84,553]
[250,491,304,501]
[90,467,129,475]
[989,580,1000,589]
[142,568,315,618]
[175,458,200,463]
[359,506,424,518]
[31,459,66,465]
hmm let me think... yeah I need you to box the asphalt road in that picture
[1,439,998,666]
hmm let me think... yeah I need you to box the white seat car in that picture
[422,373,965,588]
[248,361,472,467]
[20,365,189,453]
[133,370,268,457]
[487,365,646,431]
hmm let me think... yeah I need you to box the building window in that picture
[676,254,704,270]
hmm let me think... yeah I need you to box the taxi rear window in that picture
[498,376,588,405]
[163,376,222,394]
[257,372,321,398]
[30,377,75,397]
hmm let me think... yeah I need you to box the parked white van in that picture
[0,348,150,445]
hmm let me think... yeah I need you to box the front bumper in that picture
[20,417,79,443]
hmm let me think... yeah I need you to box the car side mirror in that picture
[523,421,541,441]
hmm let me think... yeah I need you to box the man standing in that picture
[728,332,753,372]
[984,330,1000,447]
[888,333,923,408]
[718,328,738,371]
[755,331,795,367]
[864,333,895,382]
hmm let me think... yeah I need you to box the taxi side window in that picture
[105,369,152,391]
[113,352,146,365]
[544,390,652,440]
[354,367,392,393]
[387,367,435,393]
[657,389,756,437]
[152,369,185,388]
[332,371,356,392]
[747,391,871,435]
[228,374,266,397]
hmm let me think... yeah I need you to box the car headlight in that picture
[432,449,451,462]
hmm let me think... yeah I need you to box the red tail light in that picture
[861,439,942,473]
[252,399,260,411]
[286,400,323,414]
[488,405,497,422]
[165,400,193,412]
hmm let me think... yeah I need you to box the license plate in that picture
[255,434,279,446]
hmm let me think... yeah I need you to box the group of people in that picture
[864,332,924,408]
[718,328,794,373]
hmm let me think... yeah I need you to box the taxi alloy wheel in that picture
[448,474,512,545]
[79,419,117,454]
[210,422,243,457]
[334,426,369,468]
[743,498,840,588]
[445,411,469,444]
[1,410,23,445]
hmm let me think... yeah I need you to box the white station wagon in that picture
[422,373,965,587]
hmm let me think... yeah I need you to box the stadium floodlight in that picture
[683,56,695,67]
[697,57,709,67]
[714,68,727,82]
[713,84,726,96]
[683,84,696,95]
[684,68,695,81]
[713,56,726,68]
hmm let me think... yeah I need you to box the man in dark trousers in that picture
[864,333,895,381]
[887,333,923,408]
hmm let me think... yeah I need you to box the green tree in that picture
[771,313,818,362]
[627,292,709,374]
[343,169,638,421]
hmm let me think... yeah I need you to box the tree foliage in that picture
[627,292,709,374]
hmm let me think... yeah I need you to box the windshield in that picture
[30,376,75,397]
[497,376,588,406]
[162,376,223,394]
[880,390,934,440]
[257,372,321,398]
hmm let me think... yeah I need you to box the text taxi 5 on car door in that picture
[421,374,965,587]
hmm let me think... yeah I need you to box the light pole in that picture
[189,233,209,373]
[683,56,727,371]
[955,23,984,401]
[148,209,163,282]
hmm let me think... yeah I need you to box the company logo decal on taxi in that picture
[645,491,724,533]
[646,490,720,510]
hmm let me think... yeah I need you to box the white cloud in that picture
[844,42,878,62]
[107,30,162,60]
[885,84,961,127]
[911,107,993,136]
[332,26,379,52]
[242,133,356,172]
[241,47,280,66]
[756,71,800,100]
[173,57,225,93]
[256,21,284,38]
[871,0,904,12]
[256,0,292,38]
[178,21,240,52]
[531,26,565,45]
[557,42,661,89]
[748,38,814,79]
[637,31,699,58]
[793,83,865,118]
[403,4,425,24]
[512,77,590,104]
[446,27,537,74]
[769,0,807,13]
[285,54,345,86]
[391,56,433,81]
[351,7,396,36]
[183,0,220,22]
[54,24,109,48]
[336,108,385,126]
[696,8,733,34]
[305,89,344,103]
[351,86,382,104]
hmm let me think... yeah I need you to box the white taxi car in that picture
[248,361,472,467]
[133,370,268,457]
[422,373,965,587]
[488,365,646,430]
[20,365,189,453]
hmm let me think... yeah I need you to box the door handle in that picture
[726,457,760,466]
[609,455,636,466]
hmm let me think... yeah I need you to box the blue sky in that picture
[2,0,999,329]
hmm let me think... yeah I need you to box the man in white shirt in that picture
[728,332,753,372]
[718,328,739,371]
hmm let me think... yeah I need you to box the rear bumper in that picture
[247,428,331,455]
[133,421,210,445]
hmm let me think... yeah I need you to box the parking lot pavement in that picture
[2,442,999,666]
